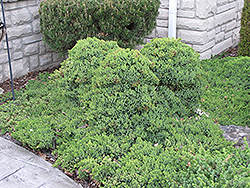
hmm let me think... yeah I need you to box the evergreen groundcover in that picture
[0,38,250,187]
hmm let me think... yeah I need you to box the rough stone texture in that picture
[181,0,195,9]
[196,0,217,18]
[39,53,52,66]
[212,37,232,55]
[29,55,39,70]
[23,43,39,56]
[0,0,63,83]
[3,58,29,79]
[220,125,250,150]
[11,8,32,25]
[178,30,209,45]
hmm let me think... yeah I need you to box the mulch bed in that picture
[0,45,239,187]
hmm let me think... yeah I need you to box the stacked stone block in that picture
[0,0,64,83]
[146,0,244,59]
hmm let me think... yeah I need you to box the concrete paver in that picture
[0,137,83,188]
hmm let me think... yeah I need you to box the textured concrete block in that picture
[29,54,39,70]
[0,51,8,64]
[53,52,63,63]
[237,12,242,21]
[207,29,216,41]
[217,0,228,6]
[3,2,23,11]
[180,0,195,9]
[12,39,22,51]
[12,51,23,60]
[27,5,39,19]
[8,25,32,40]
[221,24,226,31]
[217,2,237,14]
[158,8,168,20]
[215,26,221,34]
[22,34,43,45]
[3,58,29,79]
[196,0,217,18]
[178,30,208,45]
[177,9,195,18]
[32,19,41,34]
[237,0,244,11]
[199,49,212,60]
[215,32,225,43]
[39,41,46,55]
[225,30,233,39]
[3,40,13,50]
[0,12,12,27]
[232,28,240,45]
[0,74,3,84]
[225,20,237,32]
[212,38,232,55]
[159,0,181,9]
[156,20,168,27]
[39,53,52,66]
[160,0,168,9]
[177,18,206,31]
[23,43,39,56]
[214,9,236,27]
[205,17,215,31]
[156,27,168,38]
[11,8,32,25]
[193,40,215,53]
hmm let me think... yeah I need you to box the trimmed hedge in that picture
[39,0,160,55]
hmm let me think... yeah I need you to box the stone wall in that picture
[0,0,64,83]
[0,0,245,83]
[146,0,244,59]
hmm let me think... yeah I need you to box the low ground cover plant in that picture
[200,56,250,127]
[0,38,249,187]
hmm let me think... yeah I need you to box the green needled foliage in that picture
[1,38,249,187]
[140,38,203,117]
[239,0,250,56]
[200,56,250,127]
[39,0,160,56]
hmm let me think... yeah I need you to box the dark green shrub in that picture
[239,0,250,56]
[51,37,120,94]
[140,38,202,117]
[1,38,248,187]
[39,0,160,55]
[200,56,250,126]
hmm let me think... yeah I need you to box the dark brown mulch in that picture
[0,45,240,188]
[0,65,61,94]
[212,45,239,59]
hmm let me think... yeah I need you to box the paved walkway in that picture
[0,137,82,188]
